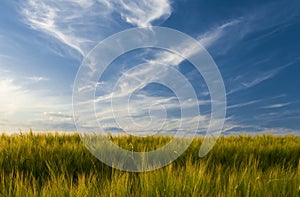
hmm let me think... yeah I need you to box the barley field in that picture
[0,133,299,196]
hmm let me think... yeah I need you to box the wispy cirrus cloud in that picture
[262,103,291,109]
[227,94,287,110]
[105,0,172,28]
[241,71,279,88]
[21,0,112,57]
[146,19,241,67]
[26,76,50,83]
[197,19,241,48]
[227,63,293,95]
[227,99,264,110]
[222,123,299,136]
[20,0,173,58]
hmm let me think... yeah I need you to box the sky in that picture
[0,0,299,135]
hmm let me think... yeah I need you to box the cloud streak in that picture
[197,19,241,48]
[27,76,50,83]
[262,103,291,109]
[227,63,292,95]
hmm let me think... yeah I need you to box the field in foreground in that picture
[0,133,299,197]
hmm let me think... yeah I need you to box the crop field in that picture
[0,133,299,196]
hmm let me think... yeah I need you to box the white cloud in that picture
[227,99,264,109]
[144,19,240,68]
[227,94,287,110]
[217,117,300,136]
[241,71,277,88]
[27,76,50,82]
[262,103,291,109]
[112,0,172,28]
[21,0,106,57]
[21,0,173,58]
[197,19,241,48]
[227,63,292,95]
[147,42,199,67]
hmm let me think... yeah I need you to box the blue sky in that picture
[0,0,299,135]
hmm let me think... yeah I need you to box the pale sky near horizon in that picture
[0,0,299,135]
